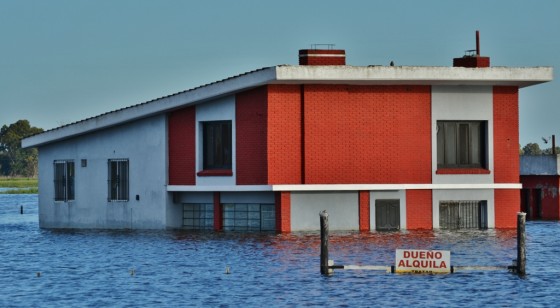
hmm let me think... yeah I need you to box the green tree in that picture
[0,120,43,177]
[543,146,560,155]
[521,143,542,155]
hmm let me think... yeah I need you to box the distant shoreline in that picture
[0,178,38,194]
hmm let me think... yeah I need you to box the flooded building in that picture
[520,154,560,220]
[23,37,552,231]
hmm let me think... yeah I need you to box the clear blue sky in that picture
[1,0,558,147]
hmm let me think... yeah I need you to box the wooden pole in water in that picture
[517,212,526,275]
[20,206,23,215]
[320,210,330,276]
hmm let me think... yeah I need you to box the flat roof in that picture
[22,65,553,148]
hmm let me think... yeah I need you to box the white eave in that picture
[274,65,553,87]
[22,65,553,148]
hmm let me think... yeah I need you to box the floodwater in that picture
[1,195,559,307]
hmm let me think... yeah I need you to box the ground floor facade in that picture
[170,187,520,232]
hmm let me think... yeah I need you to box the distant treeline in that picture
[521,142,560,155]
[0,120,43,177]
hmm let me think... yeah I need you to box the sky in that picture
[1,0,558,147]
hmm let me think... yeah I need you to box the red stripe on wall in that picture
[268,85,303,184]
[275,191,291,232]
[213,192,222,231]
[359,191,370,231]
[493,86,519,183]
[168,106,196,185]
[493,86,520,228]
[236,87,268,185]
[406,190,432,229]
[494,189,520,228]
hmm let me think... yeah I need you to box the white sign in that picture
[395,249,451,274]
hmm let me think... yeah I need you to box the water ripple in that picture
[2,195,560,307]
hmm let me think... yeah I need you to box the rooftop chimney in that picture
[299,44,345,65]
[453,31,490,68]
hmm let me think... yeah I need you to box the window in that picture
[183,203,214,230]
[223,203,275,231]
[375,199,400,231]
[439,200,488,229]
[108,159,129,201]
[54,160,74,201]
[437,121,487,168]
[203,121,232,170]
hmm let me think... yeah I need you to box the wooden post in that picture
[320,210,330,276]
[517,212,526,276]
[20,206,23,215]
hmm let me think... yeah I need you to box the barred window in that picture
[108,159,129,202]
[439,200,488,229]
[437,121,487,168]
[54,160,74,201]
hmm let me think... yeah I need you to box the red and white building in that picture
[23,44,552,231]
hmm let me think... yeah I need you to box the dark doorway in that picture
[521,189,531,219]
[375,199,400,231]
[533,189,542,219]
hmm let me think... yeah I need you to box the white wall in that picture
[38,115,171,229]
[431,86,494,184]
[195,95,236,186]
[290,192,359,231]
[369,190,407,230]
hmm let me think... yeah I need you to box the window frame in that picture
[53,160,75,202]
[202,120,232,171]
[108,159,129,202]
[437,120,487,169]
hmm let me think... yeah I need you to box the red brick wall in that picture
[299,49,346,65]
[168,106,196,185]
[493,86,520,228]
[493,86,519,183]
[267,85,303,184]
[520,175,560,220]
[406,190,432,229]
[303,85,432,184]
[453,57,490,68]
[236,87,268,185]
[275,191,291,232]
[494,189,520,228]
[359,191,370,231]
[213,192,222,230]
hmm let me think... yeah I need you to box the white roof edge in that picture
[23,65,553,148]
[275,65,553,87]
[22,67,278,148]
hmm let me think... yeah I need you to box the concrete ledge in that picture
[272,183,522,191]
[167,185,273,192]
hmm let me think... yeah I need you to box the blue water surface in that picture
[1,194,559,307]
